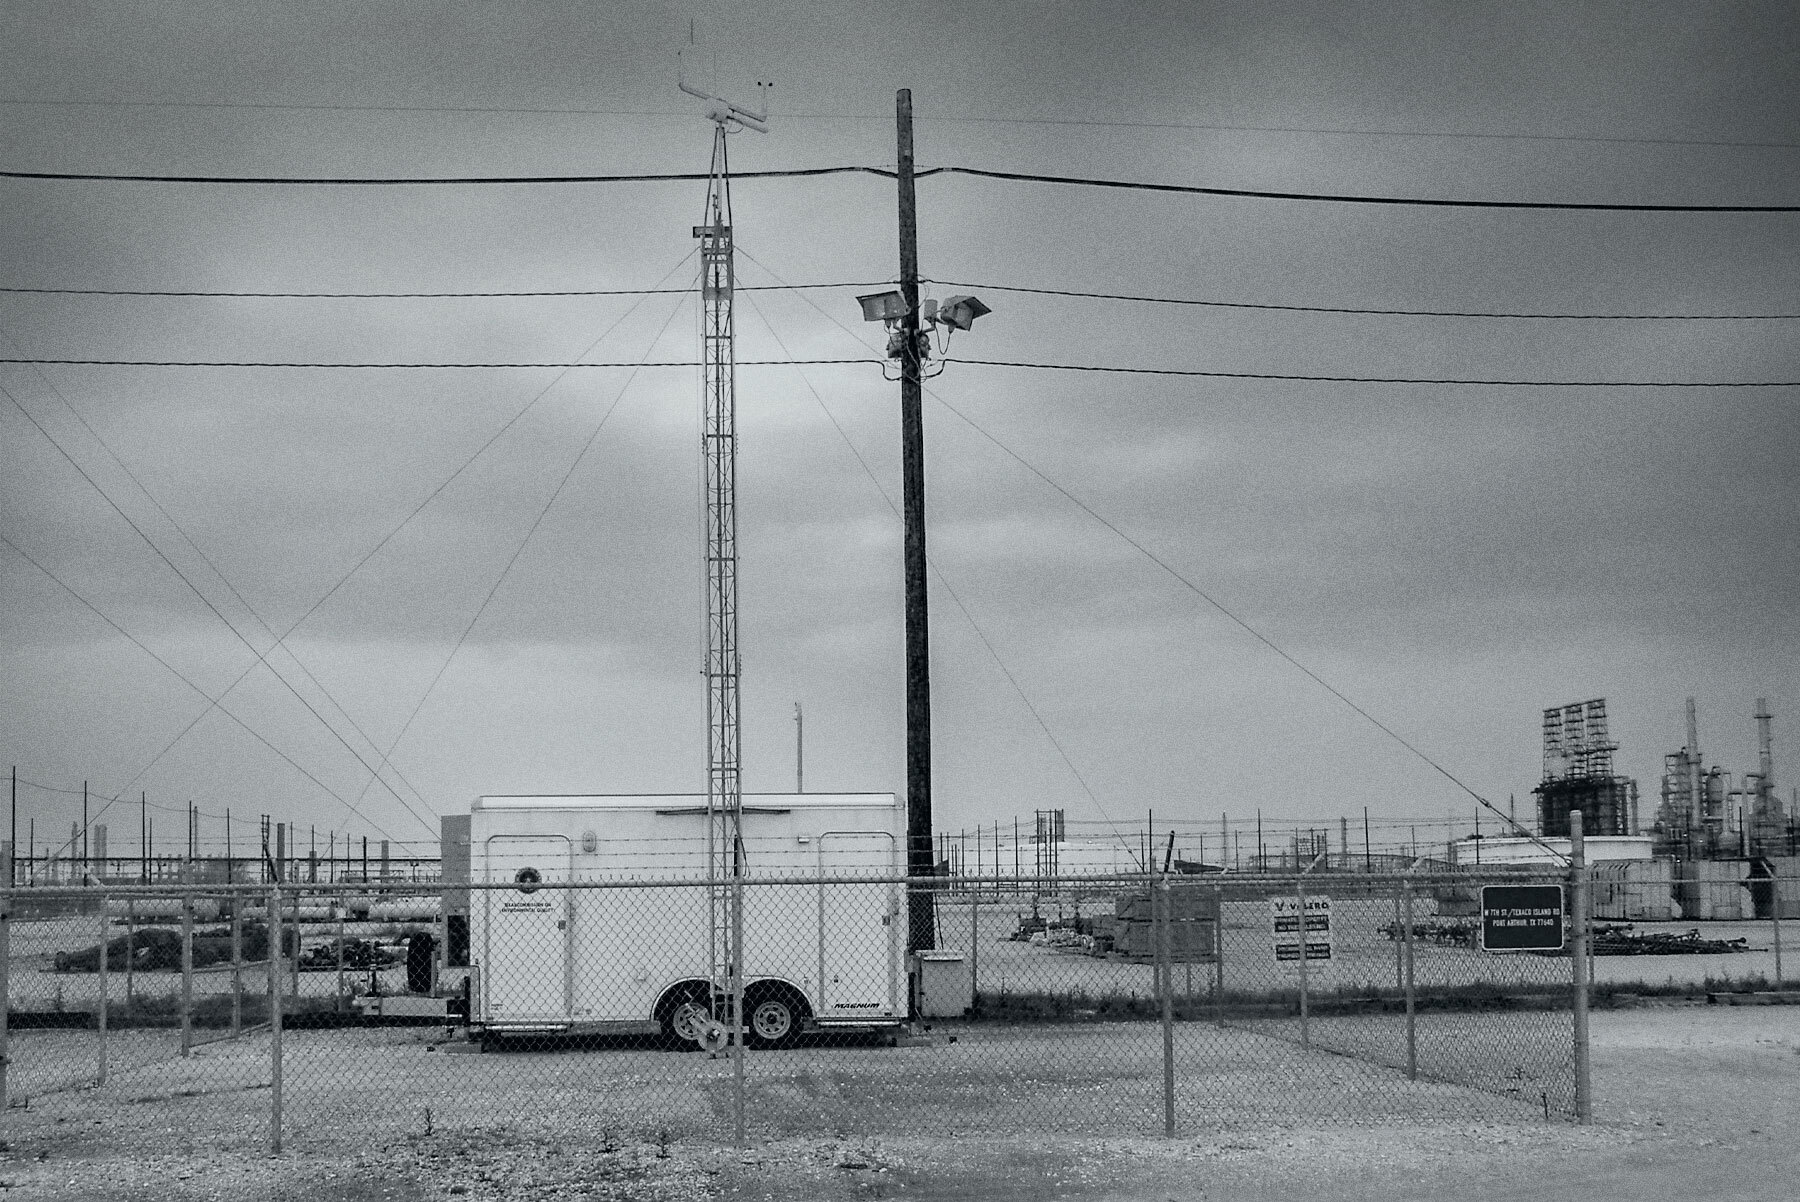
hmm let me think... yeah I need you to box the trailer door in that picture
[818,832,899,1016]
[482,834,574,1025]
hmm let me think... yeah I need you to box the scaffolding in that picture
[1535,698,1637,838]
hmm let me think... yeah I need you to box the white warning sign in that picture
[1272,895,1333,966]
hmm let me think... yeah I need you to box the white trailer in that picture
[466,792,904,1048]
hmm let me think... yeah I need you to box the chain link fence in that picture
[6,863,1792,1152]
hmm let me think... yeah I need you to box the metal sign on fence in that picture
[1480,884,1566,952]
[1271,895,1332,963]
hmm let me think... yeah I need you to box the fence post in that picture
[269,882,284,1154]
[731,873,745,1149]
[231,895,242,1036]
[181,867,194,1057]
[335,904,346,1011]
[1213,882,1224,1029]
[1,842,13,1113]
[1295,877,1310,1051]
[969,888,980,1011]
[1158,873,1175,1137]
[1392,889,1404,990]
[125,896,135,1008]
[97,902,109,1085]
[1772,873,1783,989]
[1570,810,1592,1125]
[1402,877,1417,1080]
[290,888,301,998]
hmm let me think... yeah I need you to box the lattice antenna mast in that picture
[683,67,767,1008]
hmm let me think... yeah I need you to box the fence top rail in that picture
[0,868,1665,900]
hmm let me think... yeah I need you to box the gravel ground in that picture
[3,1002,1796,1200]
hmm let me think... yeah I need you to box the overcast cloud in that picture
[2,1,1797,859]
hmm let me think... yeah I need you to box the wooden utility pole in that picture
[896,88,935,957]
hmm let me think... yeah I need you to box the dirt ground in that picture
[1,1001,1795,1201]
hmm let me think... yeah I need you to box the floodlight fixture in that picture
[933,294,991,332]
[857,291,909,323]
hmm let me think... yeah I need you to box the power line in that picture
[949,359,1800,387]
[8,96,1795,151]
[0,281,880,299]
[0,357,853,368]
[5,355,1793,387]
[927,280,1800,322]
[0,165,894,186]
[917,166,1800,212]
[8,161,1796,209]
[7,277,1787,320]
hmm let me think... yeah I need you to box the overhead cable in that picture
[7,97,1792,151]
[926,280,1800,322]
[5,356,1793,387]
[0,166,894,185]
[916,166,1800,212]
[0,282,879,299]
[10,97,1796,151]
[8,278,1788,320]
[7,162,1794,209]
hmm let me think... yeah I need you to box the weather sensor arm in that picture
[678,79,770,133]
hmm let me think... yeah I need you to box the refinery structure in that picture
[1654,697,1790,858]
[920,695,1797,924]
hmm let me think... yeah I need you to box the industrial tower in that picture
[1534,698,1638,837]
[682,73,767,1031]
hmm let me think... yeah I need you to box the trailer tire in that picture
[744,983,808,1051]
[655,983,712,1050]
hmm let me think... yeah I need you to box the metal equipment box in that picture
[914,950,972,1017]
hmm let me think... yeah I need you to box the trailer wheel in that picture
[655,983,712,1049]
[744,984,808,1050]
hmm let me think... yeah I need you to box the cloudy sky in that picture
[2,1,1796,862]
